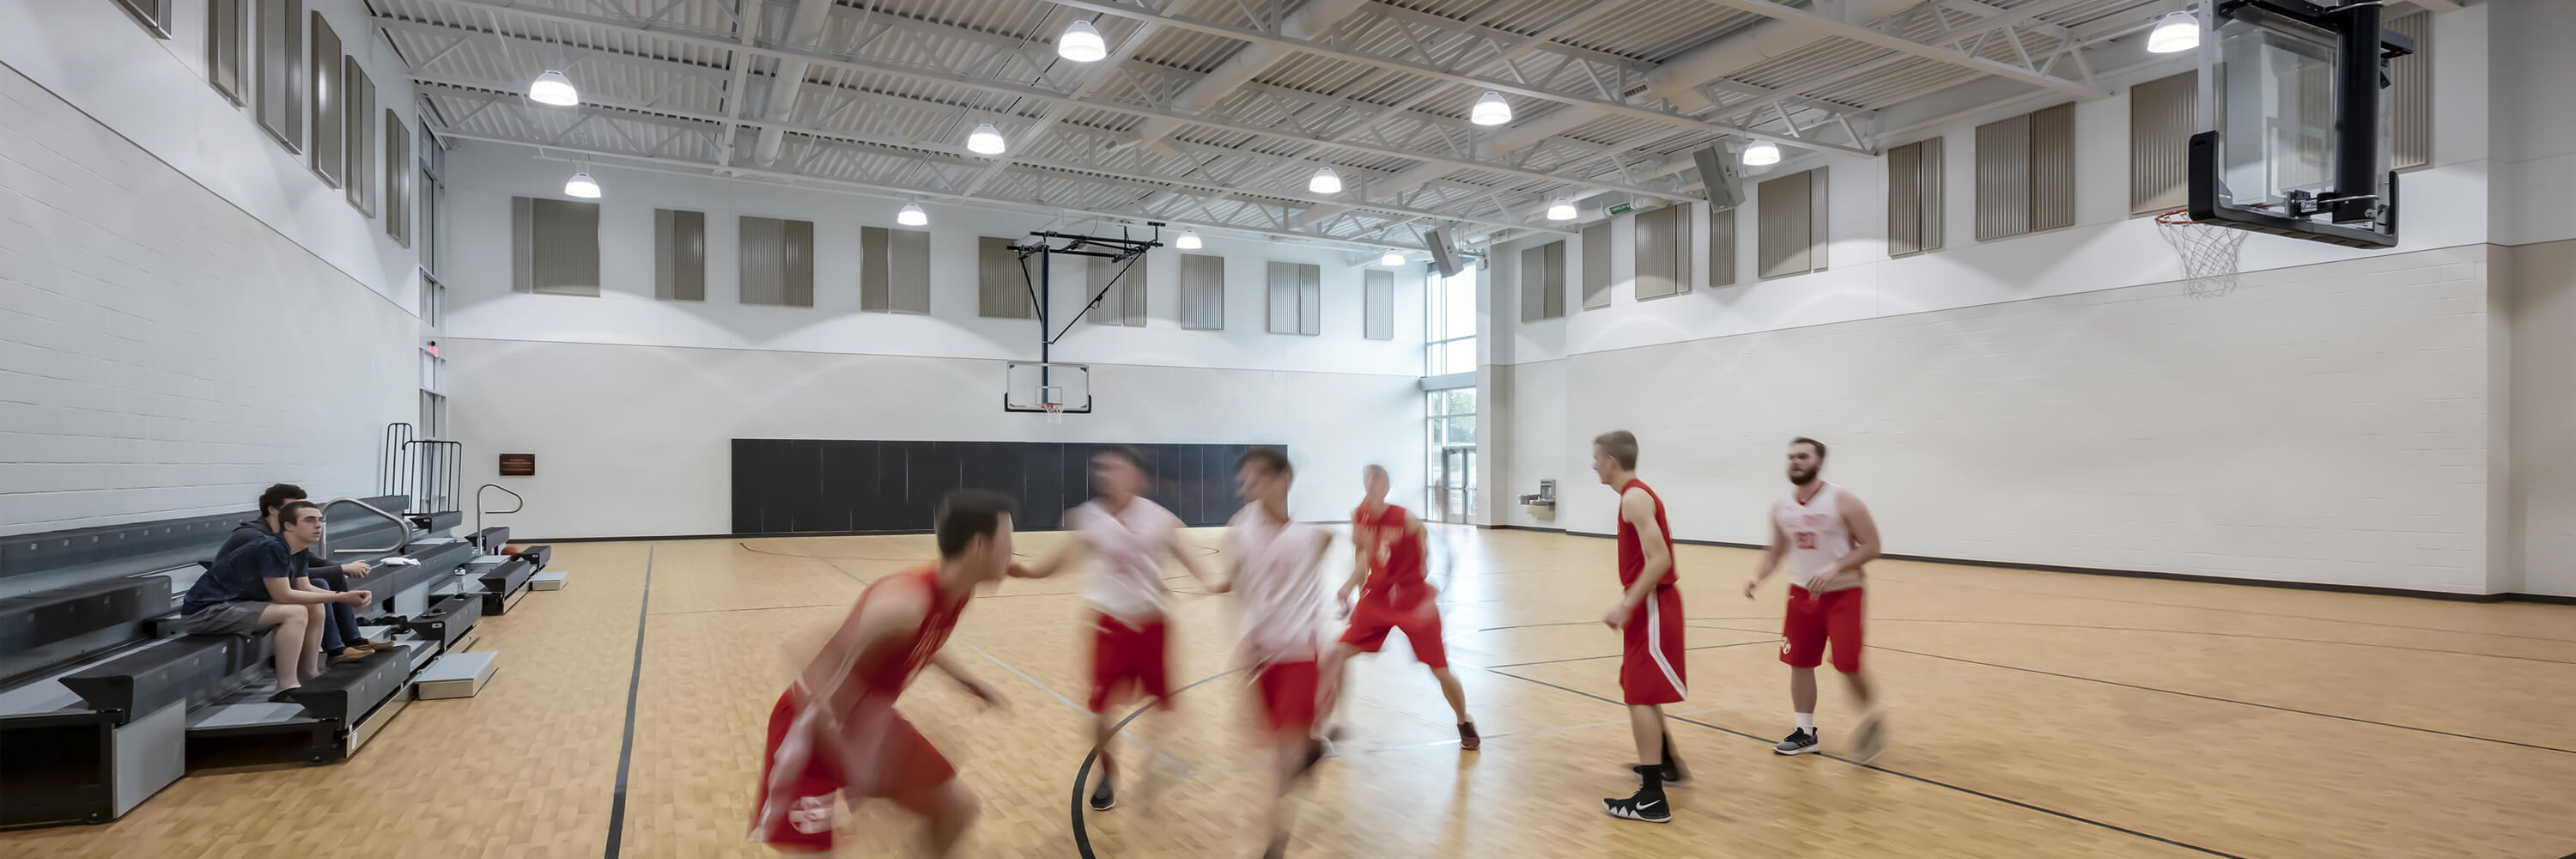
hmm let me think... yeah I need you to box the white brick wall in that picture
[0,64,416,535]
[1527,245,2500,594]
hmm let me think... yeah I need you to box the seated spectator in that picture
[176,501,372,699]
[221,484,396,661]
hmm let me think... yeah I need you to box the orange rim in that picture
[2155,209,2201,225]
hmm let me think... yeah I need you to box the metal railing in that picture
[322,497,411,557]
[475,483,523,551]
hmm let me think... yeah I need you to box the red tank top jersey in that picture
[1352,503,1430,610]
[1616,479,1678,589]
[801,566,967,713]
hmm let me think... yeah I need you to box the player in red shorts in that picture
[1743,436,1886,761]
[1015,445,1216,812]
[1327,464,1477,750]
[1224,447,1334,859]
[749,490,1015,856]
[1592,430,1689,824]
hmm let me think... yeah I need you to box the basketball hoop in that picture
[1042,401,1066,426]
[2155,208,2249,298]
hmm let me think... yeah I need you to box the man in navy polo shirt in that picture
[217,484,396,661]
[176,501,374,700]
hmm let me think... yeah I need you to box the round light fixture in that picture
[2147,10,2200,54]
[1309,167,1343,194]
[1058,20,1108,62]
[1470,91,1512,126]
[562,171,600,198]
[1741,141,1782,166]
[1176,229,1202,249]
[1382,250,1406,266]
[896,202,928,227]
[1546,198,1577,221]
[967,123,1006,155]
[529,70,579,107]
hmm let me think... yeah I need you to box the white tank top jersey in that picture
[1224,503,1331,664]
[1776,482,1856,590]
[1072,497,1182,624]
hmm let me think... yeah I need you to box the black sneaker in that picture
[1601,789,1672,824]
[1089,774,1116,811]
[1775,728,1820,755]
[1658,734,1690,786]
[1297,739,1326,777]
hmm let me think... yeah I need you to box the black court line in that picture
[654,601,846,617]
[604,545,656,859]
[1071,668,1245,859]
[1682,620,2576,757]
[1485,639,1777,668]
[1483,668,2250,859]
[1868,574,2576,645]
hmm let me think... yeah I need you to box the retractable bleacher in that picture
[0,495,550,829]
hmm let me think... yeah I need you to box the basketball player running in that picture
[1224,447,1335,859]
[1328,464,1478,750]
[1742,437,1886,761]
[750,490,1016,856]
[1015,445,1218,812]
[1593,430,1690,824]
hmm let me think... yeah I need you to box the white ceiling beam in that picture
[444,131,1467,253]
[392,3,1711,198]
[1693,0,2108,98]
[958,21,1163,197]
[416,80,1563,235]
[1028,0,1871,154]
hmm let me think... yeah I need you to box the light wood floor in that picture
[9,527,2573,858]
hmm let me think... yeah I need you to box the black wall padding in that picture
[732,440,1281,534]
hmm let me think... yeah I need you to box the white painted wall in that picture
[2506,238,2576,598]
[445,339,1420,538]
[440,144,1425,376]
[2488,0,2576,247]
[1475,9,2562,594]
[0,2,421,535]
[437,144,1431,536]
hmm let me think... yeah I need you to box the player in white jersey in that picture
[1223,446,1334,859]
[1014,446,1216,813]
[1742,437,1887,760]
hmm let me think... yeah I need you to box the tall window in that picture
[1425,264,1475,375]
[1424,265,1478,521]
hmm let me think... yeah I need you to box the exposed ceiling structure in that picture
[374,0,2197,252]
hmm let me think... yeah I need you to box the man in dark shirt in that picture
[220,484,394,660]
[176,501,373,699]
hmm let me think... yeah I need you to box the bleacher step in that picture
[413,651,496,699]
[529,570,568,591]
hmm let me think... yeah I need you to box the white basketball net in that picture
[2156,210,2249,298]
[1040,385,1066,425]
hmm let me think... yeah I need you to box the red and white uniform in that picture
[751,567,967,852]
[1775,482,1866,674]
[1072,497,1183,713]
[1338,503,1447,669]
[1615,479,1688,706]
[1226,503,1331,734]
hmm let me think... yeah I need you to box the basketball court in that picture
[4,0,2573,856]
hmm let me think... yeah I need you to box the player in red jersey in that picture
[1744,437,1886,761]
[1224,447,1335,859]
[749,490,1017,856]
[1015,445,1218,812]
[1327,464,1478,750]
[1592,430,1688,824]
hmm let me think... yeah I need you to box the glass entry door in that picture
[1433,446,1475,524]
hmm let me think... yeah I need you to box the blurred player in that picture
[1744,436,1886,761]
[1225,447,1335,859]
[1593,430,1689,824]
[749,490,1016,856]
[1327,464,1477,750]
[1016,445,1217,812]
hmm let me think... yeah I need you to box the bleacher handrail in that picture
[320,498,410,557]
[474,484,522,545]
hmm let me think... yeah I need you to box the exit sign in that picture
[1606,202,1632,216]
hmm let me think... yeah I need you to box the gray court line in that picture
[1483,667,2250,859]
[958,641,1193,774]
[603,545,655,859]
[1686,620,2576,757]
[1484,638,1778,668]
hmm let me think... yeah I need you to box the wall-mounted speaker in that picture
[1422,228,1462,277]
[1693,146,1747,210]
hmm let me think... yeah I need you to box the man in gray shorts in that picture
[174,501,373,700]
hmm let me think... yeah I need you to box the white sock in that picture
[1795,713,1815,732]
